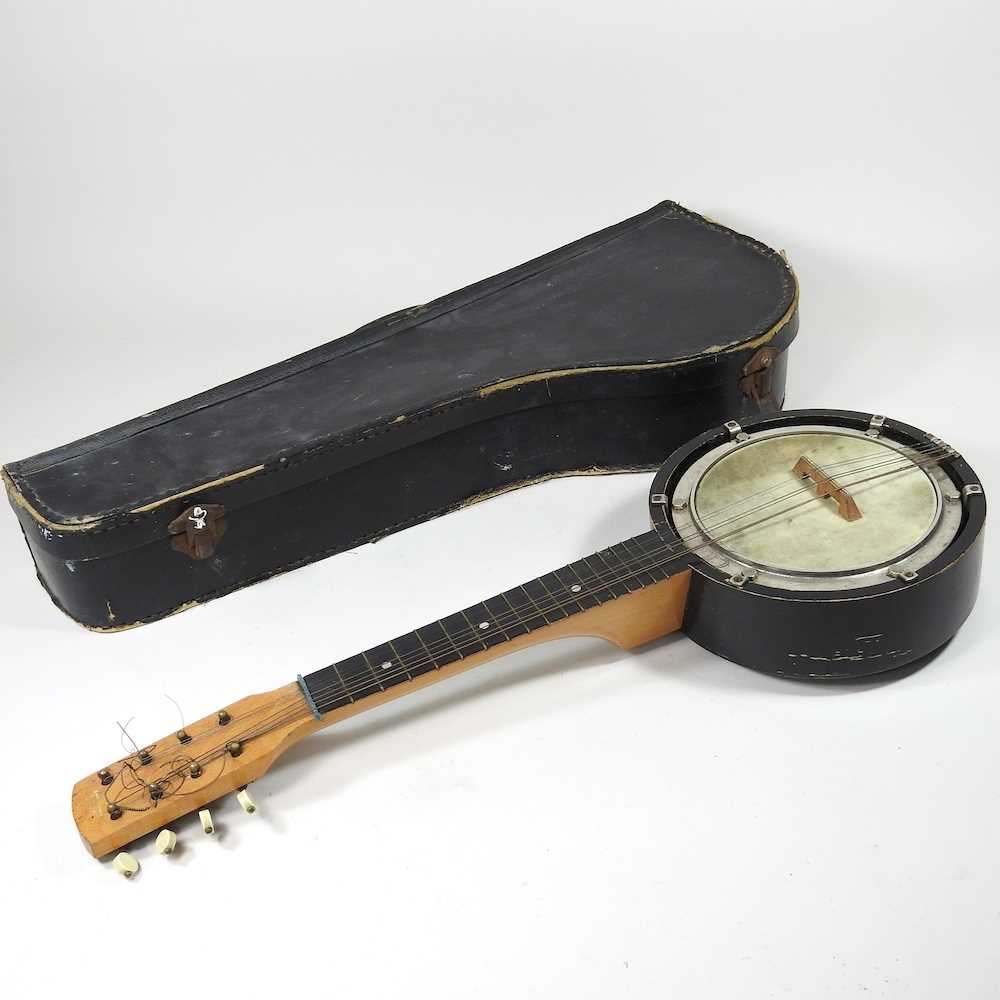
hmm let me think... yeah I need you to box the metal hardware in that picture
[217,710,231,726]
[726,569,757,587]
[671,497,689,512]
[98,769,113,786]
[962,484,984,498]
[108,804,123,820]
[724,420,749,443]
[168,503,226,561]
[189,763,203,779]
[148,783,164,800]
[226,740,243,758]
[887,566,918,582]
[866,414,886,438]
[176,730,191,744]
[738,346,779,408]
[650,493,668,505]
[137,748,153,766]
[945,491,961,503]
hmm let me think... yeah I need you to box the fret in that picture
[566,560,604,604]
[539,570,579,616]
[536,576,570,621]
[301,534,678,717]
[391,630,436,678]
[552,565,599,610]
[415,621,463,667]
[336,653,379,700]
[367,641,411,689]
[612,539,659,585]
[485,593,528,638]
[532,575,564,622]
[499,588,536,633]
[359,650,385,692]
[503,585,547,632]
[648,524,685,570]
[581,554,628,601]
[595,546,640,593]
[303,661,353,712]
[616,537,657,583]
[441,611,487,657]
[522,578,569,625]
[621,532,670,581]
[463,602,508,648]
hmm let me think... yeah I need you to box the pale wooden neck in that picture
[73,570,691,859]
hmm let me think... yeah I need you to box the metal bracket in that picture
[887,566,919,583]
[865,414,886,438]
[724,420,749,443]
[168,503,227,560]
[726,568,757,587]
[650,493,668,505]
[962,484,984,499]
[738,346,779,408]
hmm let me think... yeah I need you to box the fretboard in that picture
[300,528,683,716]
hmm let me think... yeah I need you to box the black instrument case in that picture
[3,201,798,630]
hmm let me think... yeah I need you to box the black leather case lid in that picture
[4,201,796,528]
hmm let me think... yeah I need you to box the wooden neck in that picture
[301,565,692,731]
[299,532,690,718]
[73,534,692,858]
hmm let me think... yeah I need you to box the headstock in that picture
[73,682,320,858]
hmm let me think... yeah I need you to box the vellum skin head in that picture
[693,432,939,574]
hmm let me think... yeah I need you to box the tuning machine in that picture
[236,788,257,814]
[112,852,140,879]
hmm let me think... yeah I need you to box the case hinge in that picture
[168,503,227,560]
[739,346,780,408]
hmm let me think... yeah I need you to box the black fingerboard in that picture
[300,529,683,716]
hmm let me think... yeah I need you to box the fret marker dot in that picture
[571,584,582,593]
[479,621,490,629]
[380,661,392,669]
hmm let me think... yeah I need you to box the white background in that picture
[1,2,997,997]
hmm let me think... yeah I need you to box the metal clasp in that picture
[739,346,779,408]
[168,503,227,560]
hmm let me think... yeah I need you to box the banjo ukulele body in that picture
[72,409,985,859]
[650,408,985,680]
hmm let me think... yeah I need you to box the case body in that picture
[4,201,798,629]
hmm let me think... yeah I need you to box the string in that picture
[106,440,955,808]
[300,439,957,714]
[305,443,954,707]
[304,444,954,707]
[305,442,953,705]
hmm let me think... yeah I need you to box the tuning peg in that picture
[155,829,177,855]
[199,809,215,834]
[112,852,140,878]
[236,788,257,814]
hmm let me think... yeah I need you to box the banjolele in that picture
[74,409,985,860]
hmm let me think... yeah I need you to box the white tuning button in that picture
[236,788,257,814]
[112,852,140,878]
[199,809,215,834]
[155,829,177,855]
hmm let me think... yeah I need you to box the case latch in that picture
[739,346,780,408]
[168,503,227,560]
